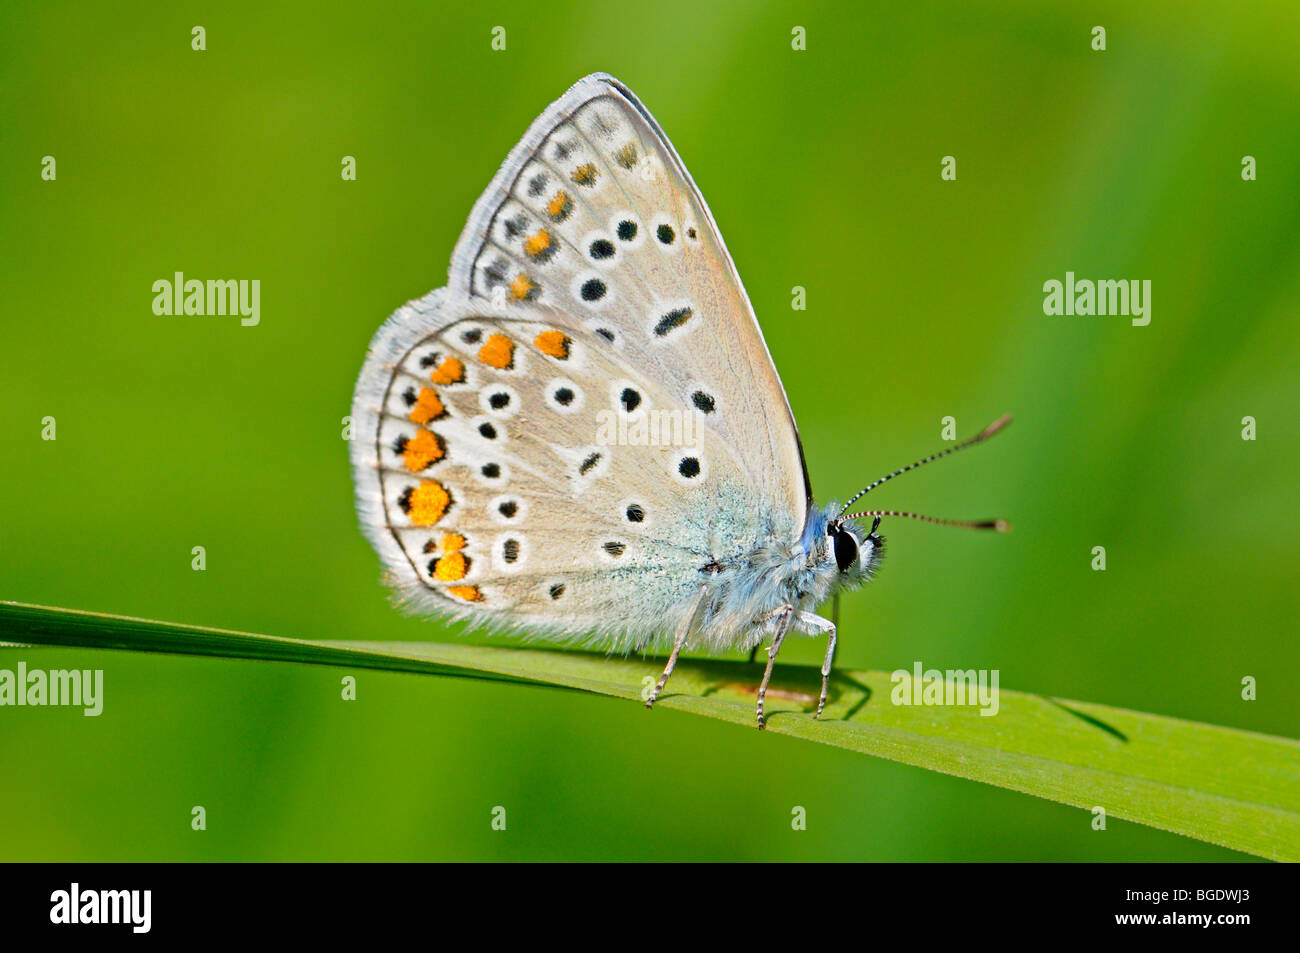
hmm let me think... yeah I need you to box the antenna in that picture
[841,509,1010,532]
[837,414,1012,518]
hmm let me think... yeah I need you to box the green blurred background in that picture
[2,0,1297,861]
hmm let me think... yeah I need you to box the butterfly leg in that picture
[755,606,795,730]
[748,607,787,664]
[645,587,706,711]
[817,594,841,718]
[817,607,837,719]
[778,610,837,717]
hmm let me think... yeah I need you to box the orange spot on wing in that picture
[440,533,466,553]
[401,428,444,471]
[433,551,469,582]
[479,333,515,369]
[408,388,445,425]
[508,274,537,302]
[571,163,597,186]
[447,585,482,602]
[523,228,553,259]
[406,481,450,526]
[429,356,464,385]
[534,330,571,360]
[615,143,637,169]
[546,191,572,221]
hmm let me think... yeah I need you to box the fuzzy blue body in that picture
[665,497,882,655]
[347,72,1003,730]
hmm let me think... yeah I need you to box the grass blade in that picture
[2,600,1296,860]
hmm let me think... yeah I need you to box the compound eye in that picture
[833,529,859,573]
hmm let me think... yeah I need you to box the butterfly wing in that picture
[351,74,809,650]
[450,73,811,522]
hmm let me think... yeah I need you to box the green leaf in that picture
[2,600,1296,860]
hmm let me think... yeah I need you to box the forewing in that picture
[448,73,810,525]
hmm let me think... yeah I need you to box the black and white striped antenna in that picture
[837,415,1013,531]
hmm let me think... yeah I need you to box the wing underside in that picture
[351,74,810,648]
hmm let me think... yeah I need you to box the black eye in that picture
[833,529,859,573]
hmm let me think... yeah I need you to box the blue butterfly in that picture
[351,74,1010,727]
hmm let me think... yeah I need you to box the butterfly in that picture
[350,73,1010,728]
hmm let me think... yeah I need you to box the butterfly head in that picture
[825,513,884,588]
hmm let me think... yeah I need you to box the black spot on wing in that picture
[654,308,694,336]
